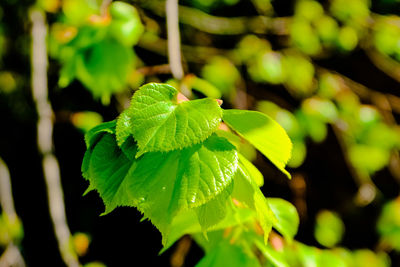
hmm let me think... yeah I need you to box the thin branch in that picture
[0,159,17,219]
[30,9,79,267]
[166,0,184,80]
[100,0,112,16]
[0,244,26,267]
[0,158,26,267]
[138,0,289,35]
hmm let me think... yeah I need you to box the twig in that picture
[170,235,192,267]
[138,34,231,64]
[100,0,112,16]
[0,159,17,219]
[136,64,171,76]
[316,66,400,115]
[0,158,26,267]
[166,0,184,80]
[0,244,26,267]
[30,9,79,267]
[365,48,400,84]
[138,0,289,35]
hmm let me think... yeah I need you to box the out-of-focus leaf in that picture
[314,210,345,248]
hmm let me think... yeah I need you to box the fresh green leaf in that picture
[232,162,275,243]
[253,238,290,267]
[84,120,116,149]
[82,132,238,243]
[129,83,223,156]
[267,198,299,241]
[238,153,264,187]
[195,182,234,230]
[161,204,254,253]
[196,240,261,267]
[223,109,292,178]
[116,109,133,147]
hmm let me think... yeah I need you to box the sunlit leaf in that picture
[82,130,238,243]
[128,83,223,156]
[267,198,299,241]
[223,109,292,178]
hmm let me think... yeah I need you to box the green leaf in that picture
[267,198,299,241]
[162,203,254,253]
[115,109,133,147]
[195,182,234,230]
[232,162,275,243]
[109,2,144,47]
[82,132,238,243]
[196,240,261,267]
[314,210,344,248]
[238,153,264,187]
[84,120,116,149]
[128,83,223,156]
[253,238,290,267]
[223,109,292,178]
[75,39,134,104]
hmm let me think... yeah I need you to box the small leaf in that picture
[238,153,264,187]
[82,132,238,242]
[84,120,116,148]
[267,198,299,241]
[223,109,292,178]
[232,162,275,243]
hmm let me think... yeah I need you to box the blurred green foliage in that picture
[314,210,345,248]
[49,1,143,104]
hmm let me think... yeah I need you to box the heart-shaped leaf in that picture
[126,83,222,157]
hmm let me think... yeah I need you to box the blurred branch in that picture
[365,48,400,84]
[166,0,184,80]
[136,64,171,75]
[0,159,17,219]
[138,34,230,63]
[100,0,112,16]
[30,9,79,267]
[138,0,289,35]
[0,244,26,267]
[170,235,192,267]
[0,158,26,267]
[332,125,378,206]
[317,66,400,115]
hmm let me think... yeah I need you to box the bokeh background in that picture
[1,0,400,266]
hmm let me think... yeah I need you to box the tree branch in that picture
[30,9,79,267]
[166,0,184,80]
[0,158,26,267]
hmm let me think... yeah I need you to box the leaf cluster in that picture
[82,83,294,248]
